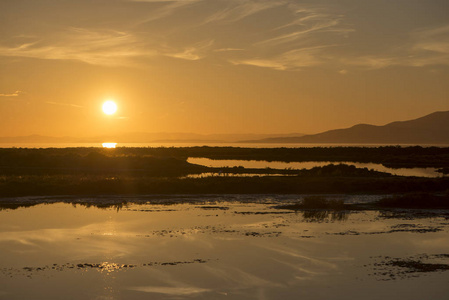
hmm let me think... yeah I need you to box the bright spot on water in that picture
[102,143,117,148]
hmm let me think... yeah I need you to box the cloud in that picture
[129,0,195,2]
[202,0,285,24]
[410,24,449,65]
[232,46,330,71]
[343,24,449,69]
[3,1,446,72]
[214,48,245,52]
[45,101,84,108]
[0,90,25,97]
[163,40,214,60]
[129,0,198,2]
[223,2,352,71]
[259,10,352,47]
[0,1,350,70]
[0,28,152,66]
[343,56,397,69]
[0,26,210,66]
[135,0,202,24]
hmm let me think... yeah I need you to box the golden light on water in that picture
[102,100,117,115]
[102,143,117,148]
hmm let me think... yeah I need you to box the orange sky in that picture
[1,0,449,137]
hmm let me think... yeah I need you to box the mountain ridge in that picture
[241,111,449,144]
[0,132,304,144]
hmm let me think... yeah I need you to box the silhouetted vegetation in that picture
[273,193,449,213]
[375,193,449,209]
[80,145,449,168]
[276,196,347,210]
[0,148,207,176]
[437,168,449,175]
[274,196,349,221]
[0,147,448,197]
[2,146,449,168]
[0,174,448,197]
[302,210,349,221]
[216,164,391,177]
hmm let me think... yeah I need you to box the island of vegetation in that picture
[0,146,448,197]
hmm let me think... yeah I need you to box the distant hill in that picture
[0,132,304,144]
[0,134,77,143]
[241,111,449,144]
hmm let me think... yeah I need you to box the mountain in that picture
[0,134,78,143]
[242,111,449,144]
[0,132,304,144]
[107,132,304,143]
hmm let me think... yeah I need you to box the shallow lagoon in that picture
[1,195,448,300]
[188,158,443,178]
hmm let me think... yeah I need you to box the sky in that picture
[1,0,449,137]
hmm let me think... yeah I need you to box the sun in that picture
[102,100,117,115]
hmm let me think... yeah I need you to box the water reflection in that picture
[102,143,117,148]
[183,172,297,179]
[0,200,448,300]
[128,286,211,296]
[302,210,349,222]
[188,158,443,178]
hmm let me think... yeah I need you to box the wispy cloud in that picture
[0,1,350,70]
[0,90,25,97]
[214,48,245,52]
[129,0,197,2]
[259,9,351,47]
[0,26,213,65]
[225,2,352,71]
[202,0,285,24]
[231,46,328,71]
[45,101,83,108]
[410,24,449,65]
[0,28,152,66]
[343,56,397,69]
[163,40,214,60]
[343,24,449,69]
[136,0,202,24]
[2,1,446,72]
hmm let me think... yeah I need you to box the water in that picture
[188,158,443,178]
[1,142,448,149]
[1,196,448,299]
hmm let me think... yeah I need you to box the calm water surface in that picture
[0,196,448,299]
[188,158,443,178]
[1,142,449,148]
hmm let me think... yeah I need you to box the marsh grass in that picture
[301,196,346,209]
[0,148,449,197]
[302,210,349,221]
[376,193,449,209]
[276,196,348,210]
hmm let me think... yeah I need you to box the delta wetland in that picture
[1,146,449,299]
[0,146,448,196]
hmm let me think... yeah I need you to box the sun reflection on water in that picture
[102,143,117,148]
[97,262,124,273]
